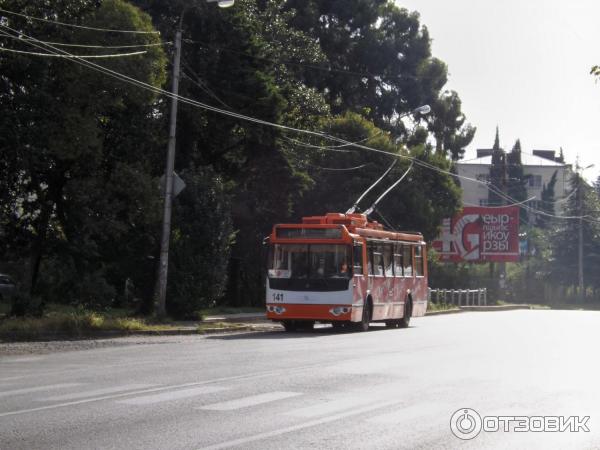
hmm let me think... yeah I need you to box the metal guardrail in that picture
[428,288,487,306]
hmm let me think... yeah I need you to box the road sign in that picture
[159,172,186,197]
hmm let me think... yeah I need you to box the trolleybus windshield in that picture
[268,244,351,280]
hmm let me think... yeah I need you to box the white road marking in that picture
[0,361,366,418]
[0,383,82,398]
[287,396,375,418]
[366,401,455,424]
[39,384,156,402]
[117,386,227,406]
[198,391,301,411]
[198,397,405,450]
[285,381,408,419]
[0,376,23,382]
[0,356,44,363]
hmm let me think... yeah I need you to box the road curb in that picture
[0,325,278,343]
[459,304,532,312]
[425,308,463,316]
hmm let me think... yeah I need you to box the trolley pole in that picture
[155,21,183,317]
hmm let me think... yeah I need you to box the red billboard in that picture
[432,206,520,262]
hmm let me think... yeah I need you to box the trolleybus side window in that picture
[415,245,424,276]
[353,244,363,275]
[383,244,394,277]
[393,244,403,277]
[403,245,413,277]
[373,244,384,276]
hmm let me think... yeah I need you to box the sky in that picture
[396,0,600,182]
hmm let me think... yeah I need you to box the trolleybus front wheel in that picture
[282,320,297,332]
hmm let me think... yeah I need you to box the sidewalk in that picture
[0,304,532,342]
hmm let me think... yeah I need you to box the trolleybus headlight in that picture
[273,306,286,315]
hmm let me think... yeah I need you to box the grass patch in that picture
[427,302,458,312]
[0,310,184,341]
[196,322,248,332]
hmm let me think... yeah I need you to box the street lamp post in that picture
[155,0,235,318]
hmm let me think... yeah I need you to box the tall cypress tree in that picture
[538,170,558,229]
[488,127,507,206]
[506,139,528,221]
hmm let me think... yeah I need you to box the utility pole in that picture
[575,161,594,302]
[155,20,183,317]
[577,170,584,301]
[153,1,235,316]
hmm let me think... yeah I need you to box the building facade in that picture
[456,149,572,219]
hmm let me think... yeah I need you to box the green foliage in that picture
[428,91,476,160]
[488,127,507,206]
[166,166,234,318]
[506,139,528,222]
[2,0,475,312]
[295,112,461,241]
[283,0,473,152]
[0,0,166,307]
[9,291,43,317]
[547,173,600,288]
[537,170,558,229]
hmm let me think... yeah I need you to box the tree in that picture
[549,173,600,288]
[427,90,476,160]
[506,139,528,221]
[295,112,461,241]
[488,127,506,206]
[0,0,167,308]
[283,0,474,153]
[594,175,600,198]
[537,170,558,229]
[167,165,234,318]
[132,0,332,306]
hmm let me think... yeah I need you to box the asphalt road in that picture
[1,310,599,449]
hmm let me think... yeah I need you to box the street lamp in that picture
[412,104,431,115]
[155,0,235,317]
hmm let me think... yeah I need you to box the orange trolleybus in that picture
[265,212,428,331]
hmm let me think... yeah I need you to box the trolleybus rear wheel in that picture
[356,298,372,332]
[398,296,412,328]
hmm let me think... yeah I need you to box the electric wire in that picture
[4,23,600,225]
[0,46,147,58]
[283,137,358,153]
[0,34,170,48]
[181,60,231,109]
[303,163,370,171]
[0,7,160,34]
